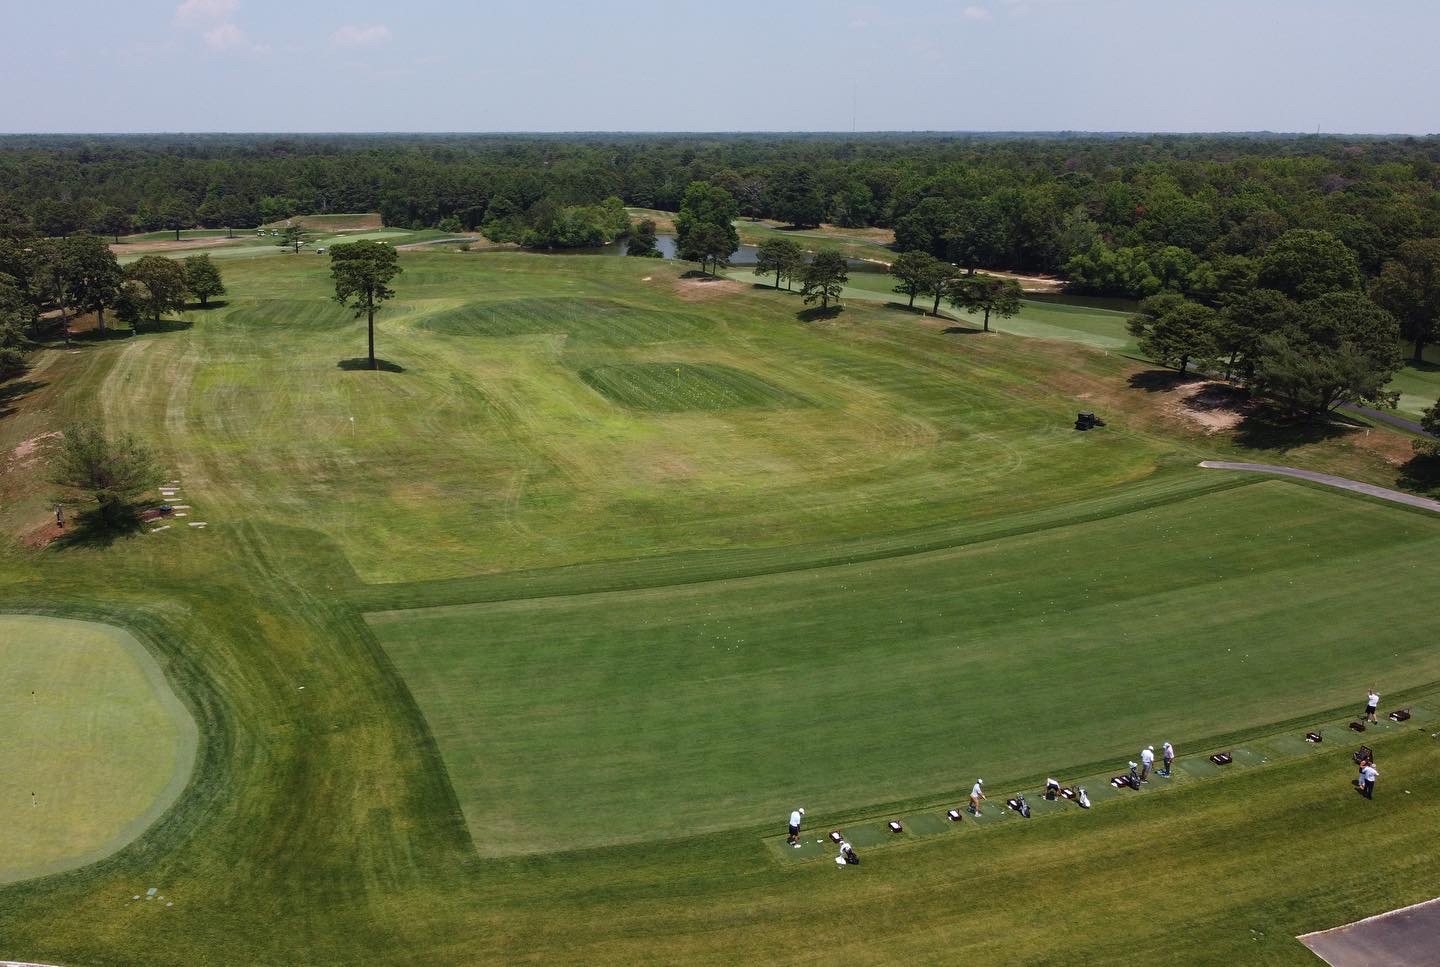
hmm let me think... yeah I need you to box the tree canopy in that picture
[330,240,402,370]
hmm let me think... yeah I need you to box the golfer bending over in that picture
[1161,741,1175,777]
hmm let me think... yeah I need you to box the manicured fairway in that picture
[0,615,197,883]
[367,481,1440,855]
[2,244,1438,965]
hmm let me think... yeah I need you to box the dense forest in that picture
[3,133,1440,424]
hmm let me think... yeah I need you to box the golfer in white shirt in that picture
[787,807,805,846]
[1140,746,1155,782]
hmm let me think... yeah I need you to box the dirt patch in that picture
[674,276,744,302]
[110,237,245,255]
[21,520,64,549]
[1169,381,1255,432]
[12,430,63,462]
[978,268,1066,293]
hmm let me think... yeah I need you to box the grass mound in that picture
[579,362,812,412]
[418,297,710,344]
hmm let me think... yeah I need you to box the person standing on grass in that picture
[970,779,986,815]
[1364,688,1380,724]
[1140,746,1155,783]
[1161,741,1175,777]
[1360,762,1379,799]
[787,807,805,847]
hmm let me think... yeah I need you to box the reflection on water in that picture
[571,234,886,272]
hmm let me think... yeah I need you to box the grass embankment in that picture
[1,246,1437,964]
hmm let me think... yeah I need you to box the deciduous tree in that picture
[951,274,1023,332]
[331,240,402,370]
[1370,239,1440,363]
[122,255,188,329]
[1127,296,1220,376]
[754,237,804,290]
[890,251,939,309]
[1258,229,1361,301]
[801,251,848,310]
[182,254,225,306]
[1252,292,1402,417]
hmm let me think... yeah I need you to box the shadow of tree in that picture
[1397,452,1440,497]
[0,377,45,420]
[189,300,229,311]
[1231,405,1359,452]
[50,508,147,549]
[337,357,406,373]
[796,305,844,322]
[1126,369,1207,393]
[942,324,986,336]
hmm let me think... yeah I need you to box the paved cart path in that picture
[1299,896,1440,966]
[1198,462,1440,514]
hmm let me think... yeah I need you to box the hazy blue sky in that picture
[2,0,1433,134]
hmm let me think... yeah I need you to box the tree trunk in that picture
[174,227,180,241]
[367,295,377,370]
[1416,336,1427,364]
[931,290,942,316]
[1178,354,1189,376]
[983,307,991,332]
[774,268,782,289]
[908,289,916,308]
[97,305,106,334]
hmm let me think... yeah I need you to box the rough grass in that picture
[579,362,812,411]
[1,245,1438,965]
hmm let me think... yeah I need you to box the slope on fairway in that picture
[0,615,198,883]
[367,480,1440,856]
[94,252,1188,584]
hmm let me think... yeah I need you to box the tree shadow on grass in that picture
[189,300,229,311]
[337,357,406,373]
[1126,369,1209,393]
[942,324,986,335]
[1397,452,1440,497]
[0,377,45,420]
[796,305,844,322]
[73,327,136,343]
[1231,405,1359,453]
[50,508,147,550]
[133,319,194,335]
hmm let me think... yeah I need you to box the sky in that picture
[0,0,1434,134]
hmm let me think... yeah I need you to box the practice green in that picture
[0,615,197,883]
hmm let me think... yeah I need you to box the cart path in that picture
[1198,462,1440,513]
[1299,895,1440,966]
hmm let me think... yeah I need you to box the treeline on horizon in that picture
[4,132,1440,356]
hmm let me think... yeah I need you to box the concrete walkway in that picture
[1299,896,1440,966]
[1198,462,1440,514]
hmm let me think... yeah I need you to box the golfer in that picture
[1140,746,1155,782]
[1360,762,1379,800]
[969,779,986,815]
[787,807,805,846]
[1161,741,1175,777]
[1364,688,1380,724]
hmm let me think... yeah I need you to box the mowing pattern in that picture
[579,363,812,412]
[367,482,1440,857]
[418,297,711,344]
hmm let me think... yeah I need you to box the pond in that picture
[571,234,888,272]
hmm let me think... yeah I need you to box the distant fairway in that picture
[0,615,197,883]
[3,243,1438,964]
[368,482,1440,855]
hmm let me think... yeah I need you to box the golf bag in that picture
[1007,795,1031,818]
[1127,765,1141,790]
[841,845,860,865]
[1352,745,1373,765]
[1076,787,1091,809]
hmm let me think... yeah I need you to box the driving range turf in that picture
[2,248,1439,964]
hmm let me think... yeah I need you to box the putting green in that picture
[0,615,198,884]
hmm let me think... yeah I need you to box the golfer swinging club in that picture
[1364,687,1380,725]
[969,779,986,816]
[787,807,805,847]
